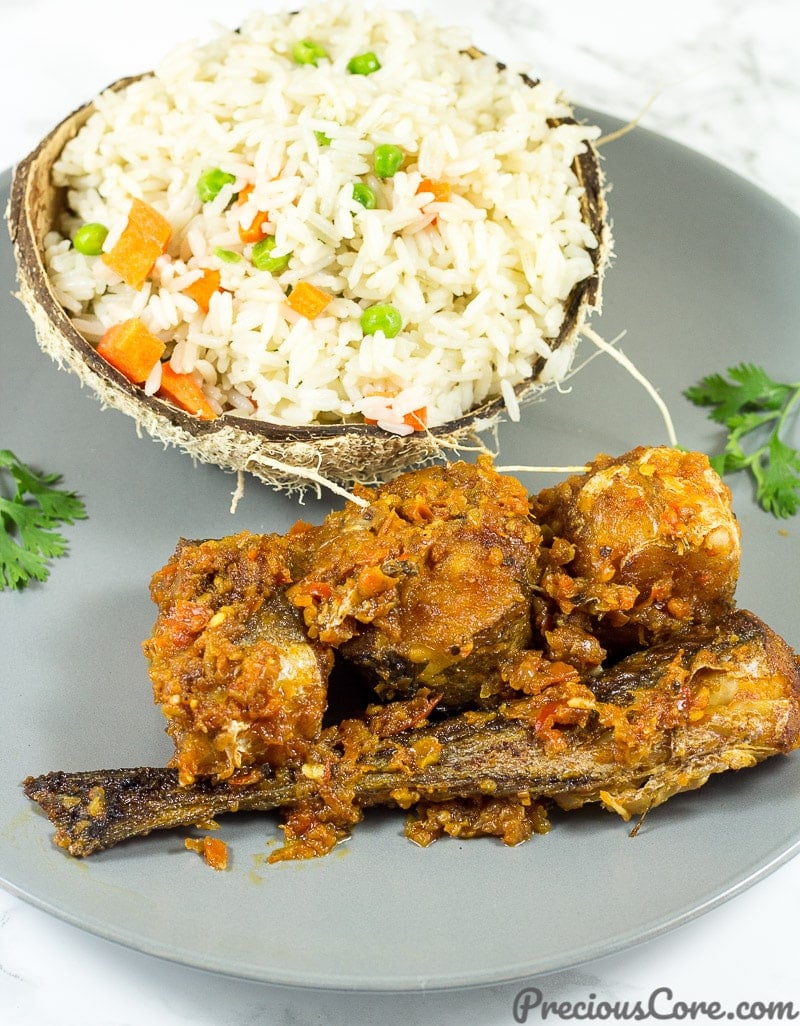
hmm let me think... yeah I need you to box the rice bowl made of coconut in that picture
[39,2,607,428]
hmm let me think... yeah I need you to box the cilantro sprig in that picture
[0,450,87,590]
[684,364,800,518]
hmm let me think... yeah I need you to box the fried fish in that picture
[24,610,800,860]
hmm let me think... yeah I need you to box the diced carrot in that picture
[416,178,451,204]
[403,406,427,431]
[157,363,217,420]
[182,268,221,313]
[286,281,333,320]
[237,184,270,243]
[101,198,172,289]
[363,408,428,428]
[363,392,427,432]
[240,211,270,243]
[96,317,165,383]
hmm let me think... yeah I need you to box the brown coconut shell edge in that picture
[7,72,609,495]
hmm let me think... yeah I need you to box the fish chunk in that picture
[24,610,800,859]
[144,531,334,784]
[530,447,742,654]
[288,457,541,708]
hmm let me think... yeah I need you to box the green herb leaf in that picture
[757,435,800,518]
[0,450,87,590]
[684,364,800,518]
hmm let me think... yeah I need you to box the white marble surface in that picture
[2,1,799,1023]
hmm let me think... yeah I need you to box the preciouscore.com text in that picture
[512,986,800,1022]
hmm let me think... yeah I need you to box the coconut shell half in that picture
[7,72,609,496]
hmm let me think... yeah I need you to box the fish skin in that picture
[23,765,307,856]
[23,610,800,858]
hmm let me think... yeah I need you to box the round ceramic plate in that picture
[1,112,799,991]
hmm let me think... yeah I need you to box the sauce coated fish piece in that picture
[288,457,542,708]
[24,610,800,859]
[144,531,334,785]
[530,446,742,654]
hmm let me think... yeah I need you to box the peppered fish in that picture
[24,610,800,860]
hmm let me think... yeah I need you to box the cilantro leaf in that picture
[684,363,791,423]
[684,365,800,518]
[0,450,87,590]
[756,435,800,518]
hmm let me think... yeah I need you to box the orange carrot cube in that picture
[101,198,172,289]
[157,363,217,420]
[363,391,427,433]
[286,281,333,320]
[96,318,165,383]
[237,184,270,243]
[403,406,427,431]
[182,268,221,313]
[416,178,451,203]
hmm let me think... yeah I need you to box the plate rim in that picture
[2,108,800,990]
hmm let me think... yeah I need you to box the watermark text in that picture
[512,986,800,1022]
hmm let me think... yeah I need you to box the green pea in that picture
[252,235,292,273]
[352,183,377,209]
[360,304,403,338]
[213,246,242,263]
[293,39,328,66]
[72,222,108,256]
[347,51,381,76]
[373,144,404,180]
[197,168,236,203]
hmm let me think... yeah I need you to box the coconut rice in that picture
[43,2,604,436]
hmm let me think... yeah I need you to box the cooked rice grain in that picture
[45,2,603,433]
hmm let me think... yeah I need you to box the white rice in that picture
[45,2,602,433]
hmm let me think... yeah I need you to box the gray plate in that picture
[2,112,799,991]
